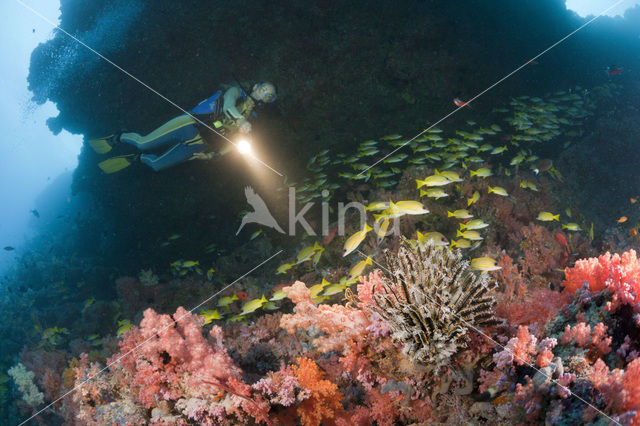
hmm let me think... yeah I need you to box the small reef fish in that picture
[309,279,331,297]
[488,186,509,197]
[420,188,448,199]
[450,238,472,249]
[435,170,463,182]
[562,223,582,232]
[270,288,288,301]
[206,268,215,281]
[4,246,15,251]
[263,301,280,311]
[181,260,200,268]
[631,198,637,204]
[349,256,373,278]
[520,180,539,191]
[537,212,560,222]
[490,145,507,155]
[460,219,489,230]
[448,209,473,219]
[376,216,390,242]
[467,191,480,206]
[217,294,239,307]
[296,242,323,264]
[416,175,450,188]
[395,200,429,215]
[116,319,132,337]
[240,295,269,315]
[365,201,390,211]
[456,229,483,240]
[343,224,373,256]
[199,309,222,325]
[618,216,628,223]
[31,209,40,218]
[380,134,402,141]
[453,98,471,108]
[470,257,502,272]
[417,231,449,246]
[168,234,181,240]
[470,168,493,178]
[322,283,347,296]
[277,262,295,274]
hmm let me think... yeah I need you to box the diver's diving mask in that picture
[252,82,277,103]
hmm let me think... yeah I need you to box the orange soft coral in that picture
[292,357,343,426]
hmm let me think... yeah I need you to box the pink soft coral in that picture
[494,326,538,369]
[563,250,640,296]
[280,281,370,353]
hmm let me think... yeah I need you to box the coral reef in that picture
[8,363,44,408]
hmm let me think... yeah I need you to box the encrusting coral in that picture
[365,238,500,369]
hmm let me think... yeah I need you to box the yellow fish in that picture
[562,223,582,232]
[395,200,429,215]
[420,188,448,199]
[435,170,463,182]
[227,314,246,323]
[309,278,331,297]
[199,309,222,325]
[467,191,480,206]
[240,295,269,315]
[488,186,509,196]
[270,289,288,301]
[448,209,473,219]
[416,175,450,188]
[322,283,347,296]
[459,219,489,230]
[182,260,200,268]
[276,262,295,274]
[365,201,390,211]
[116,319,132,337]
[456,229,483,240]
[206,268,215,280]
[520,180,539,191]
[470,168,492,178]
[263,301,280,311]
[312,246,325,266]
[349,256,373,278]
[536,212,560,222]
[297,242,323,264]
[490,145,507,154]
[450,238,471,249]
[417,231,449,246]
[217,294,239,307]
[343,224,373,256]
[470,257,502,272]
[376,216,390,242]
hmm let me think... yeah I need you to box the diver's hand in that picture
[237,118,252,134]
[190,152,215,161]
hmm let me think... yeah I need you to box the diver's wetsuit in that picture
[120,89,251,171]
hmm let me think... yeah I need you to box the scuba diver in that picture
[88,82,277,173]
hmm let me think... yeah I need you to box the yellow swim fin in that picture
[98,155,135,174]
[87,134,116,154]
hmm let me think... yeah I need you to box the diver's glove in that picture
[236,118,252,134]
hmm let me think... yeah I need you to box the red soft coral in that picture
[293,357,343,426]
